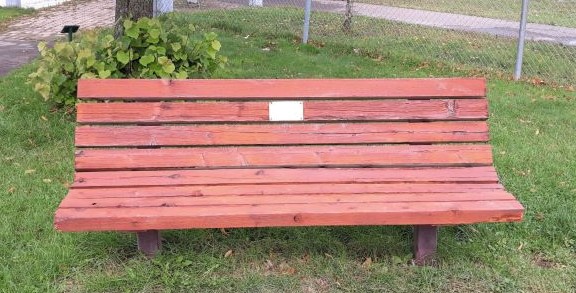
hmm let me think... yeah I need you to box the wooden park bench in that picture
[54,78,523,264]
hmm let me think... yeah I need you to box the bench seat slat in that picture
[66,183,505,199]
[54,200,524,231]
[60,191,517,208]
[77,78,486,100]
[75,145,493,171]
[75,121,489,147]
[72,167,500,188]
[76,99,488,124]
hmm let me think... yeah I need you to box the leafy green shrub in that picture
[28,16,227,107]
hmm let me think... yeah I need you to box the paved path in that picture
[344,2,576,47]
[258,0,576,47]
[0,0,114,76]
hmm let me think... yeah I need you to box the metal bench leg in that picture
[413,225,437,265]
[137,230,161,257]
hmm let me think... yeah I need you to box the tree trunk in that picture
[343,0,353,32]
[115,0,154,38]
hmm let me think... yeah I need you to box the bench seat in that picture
[56,167,521,231]
[54,78,523,263]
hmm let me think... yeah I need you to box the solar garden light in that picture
[61,25,80,42]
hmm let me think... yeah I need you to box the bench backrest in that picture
[74,78,491,172]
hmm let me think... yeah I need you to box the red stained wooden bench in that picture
[54,78,523,264]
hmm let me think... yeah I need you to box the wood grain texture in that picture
[76,99,488,124]
[71,167,500,188]
[75,121,489,147]
[74,145,494,171]
[59,191,518,208]
[66,183,505,199]
[54,200,523,231]
[77,78,486,100]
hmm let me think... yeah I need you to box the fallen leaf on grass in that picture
[362,257,372,268]
[7,187,16,193]
[41,116,48,121]
[25,169,36,174]
[43,179,52,183]
[279,262,296,275]
[535,129,540,135]
[219,228,229,236]
[265,259,274,270]
[224,250,233,258]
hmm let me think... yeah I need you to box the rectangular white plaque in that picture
[269,101,304,121]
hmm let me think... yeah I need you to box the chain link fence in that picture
[174,0,576,86]
[1,0,575,85]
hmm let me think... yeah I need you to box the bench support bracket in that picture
[413,225,437,265]
[137,230,161,257]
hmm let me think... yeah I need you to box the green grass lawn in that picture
[1,10,576,292]
[0,7,34,27]
[353,0,576,28]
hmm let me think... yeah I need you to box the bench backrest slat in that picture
[75,78,491,172]
[76,99,487,124]
[77,78,486,100]
[75,122,489,147]
[75,145,493,171]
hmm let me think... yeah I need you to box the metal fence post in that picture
[302,0,312,44]
[514,0,530,80]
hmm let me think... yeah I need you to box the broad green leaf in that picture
[149,29,160,39]
[126,26,140,39]
[123,19,133,30]
[98,69,111,79]
[77,49,92,60]
[86,56,96,67]
[157,56,169,65]
[206,48,217,59]
[116,51,130,65]
[171,43,182,52]
[162,62,175,74]
[211,40,221,51]
[139,54,155,66]
[204,32,217,41]
[175,71,188,79]
[81,73,97,79]
[53,42,67,53]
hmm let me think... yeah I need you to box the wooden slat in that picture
[77,102,269,124]
[75,121,489,147]
[54,200,524,231]
[65,183,505,199]
[75,145,494,171]
[76,99,488,124]
[77,78,486,100]
[72,167,500,188]
[59,191,517,208]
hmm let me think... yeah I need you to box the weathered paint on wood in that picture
[77,78,487,100]
[54,200,524,231]
[59,191,517,208]
[76,99,488,124]
[71,167,501,188]
[65,183,505,199]
[74,145,494,171]
[75,121,490,147]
